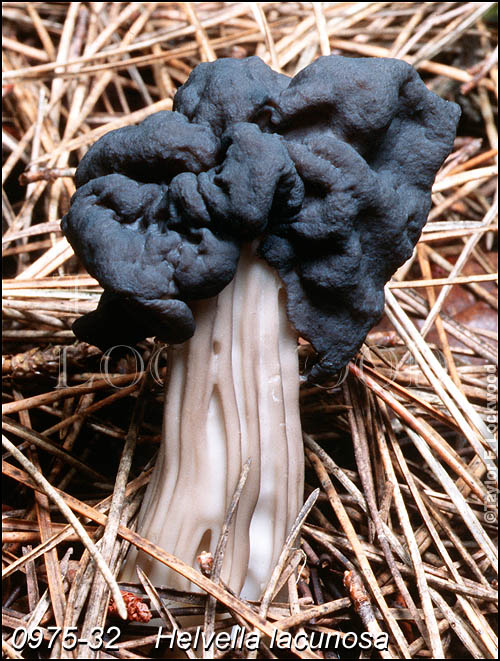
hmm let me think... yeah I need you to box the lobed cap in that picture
[62,55,460,380]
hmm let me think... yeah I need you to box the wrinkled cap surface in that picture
[62,55,460,381]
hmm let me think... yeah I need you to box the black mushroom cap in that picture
[62,55,460,381]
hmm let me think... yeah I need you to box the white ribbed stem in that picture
[122,245,304,599]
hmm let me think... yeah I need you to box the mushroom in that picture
[62,55,460,599]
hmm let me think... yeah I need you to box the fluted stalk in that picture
[122,245,304,599]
